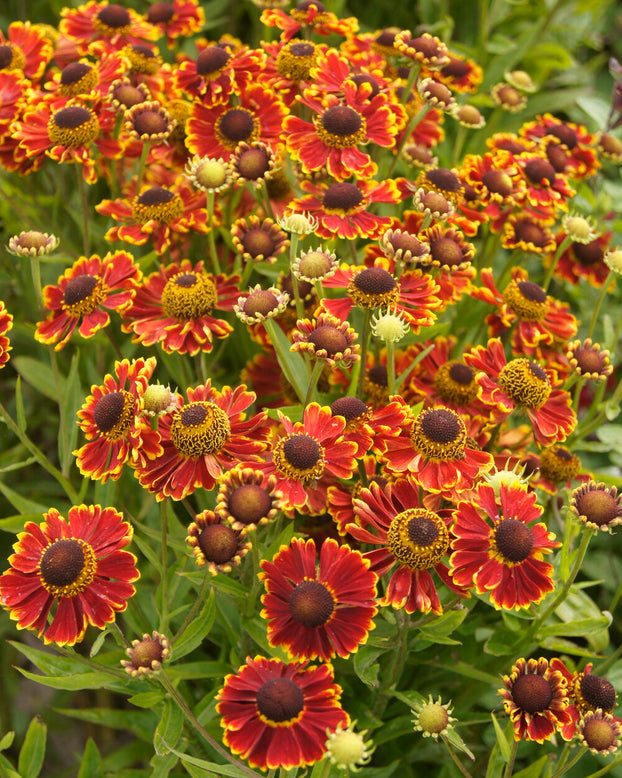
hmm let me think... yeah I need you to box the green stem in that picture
[158,671,265,778]
[76,165,90,256]
[303,359,324,409]
[288,234,305,321]
[543,235,572,292]
[587,269,615,340]
[388,104,433,176]
[549,747,586,778]
[441,734,473,778]
[584,756,622,778]
[172,572,211,645]
[206,191,222,275]
[502,737,518,778]
[0,399,79,503]
[386,339,396,396]
[159,500,169,635]
[30,256,44,311]
[135,140,151,195]
[356,309,371,398]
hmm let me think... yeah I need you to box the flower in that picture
[135,380,269,500]
[394,31,449,68]
[498,657,572,742]
[260,537,377,662]
[578,710,622,754]
[348,479,469,614]
[550,659,617,718]
[124,100,175,142]
[231,216,289,264]
[186,510,250,575]
[291,312,360,368]
[234,284,290,325]
[75,357,162,483]
[412,695,456,740]
[121,631,171,677]
[185,155,234,194]
[7,230,59,256]
[59,1,158,55]
[449,482,560,610]
[371,308,408,343]
[569,482,622,532]
[121,260,239,356]
[324,721,374,771]
[215,467,282,531]
[0,505,139,646]
[35,250,140,351]
[260,2,358,42]
[216,655,348,770]
[173,42,264,103]
[263,403,358,511]
[292,246,338,283]
[0,301,13,369]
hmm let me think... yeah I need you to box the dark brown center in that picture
[237,147,270,180]
[408,516,439,546]
[308,325,348,356]
[430,237,464,267]
[288,580,334,627]
[40,539,85,587]
[241,228,275,258]
[198,524,238,564]
[147,2,175,24]
[93,391,126,432]
[353,266,396,294]
[243,290,279,317]
[228,484,272,524]
[576,490,618,526]
[133,110,168,135]
[572,241,603,266]
[331,396,367,421]
[97,4,131,28]
[64,274,98,305]
[219,108,254,143]
[321,105,362,136]
[61,62,91,85]
[495,518,534,562]
[53,106,92,129]
[138,186,174,206]
[256,678,304,723]
[511,673,553,713]
[283,434,321,469]
[448,362,474,384]
[580,674,617,711]
[524,158,556,186]
[196,45,230,75]
[517,280,547,303]
[482,170,514,196]
[420,409,461,443]
[322,182,363,210]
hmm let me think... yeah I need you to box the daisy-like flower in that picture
[325,721,375,771]
[502,215,557,254]
[520,113,599,181]
[569,482,622,533]
[0,505,139,646]
[321,262,440,333]
[186,510,250,575]
[74,357,162,483]
[547,231,612,287]
[0,21,53,82]
[7,230,59,257]
[231,216,289,265]
[380,227,431,267]
[464,338,576,446]
[284,82,402,180]
[260,2,358,43]
[135,379,269,501]
[121,630,171,677]
[186,82,287,161]
[59,2,159,56]
[262,403,358,511]
[145,0,204,46]
[121,259,239,356]
[0,301,13,369]
[215,467,282,531]
[260,536,377,661]
[491,82,527,112]
[174,42,264,103]
[376,402,493,497]
[231,140,276,185]
[412,695,456,740]
[291,312,360,368]
[234,284,290,325]
[578,710,622,755]
[96,178,210,255]
[449,482,559,610]
[348,479,468,614]
[437,52,483,93]
[124,100,175,143]
[217,655,348,770]
[566,339,613,382]
[185,154,234,194]
[35,250,140,351]
[394,30,449,68]
[292,246,338,283]
[550,659,617,721]
[499,657,572,742]
[288,178,403,240]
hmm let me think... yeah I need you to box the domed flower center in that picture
[161,271,217,320]
[579,674,617,713]
[387,508,449,570]
[539,446,581,483]
[276,41,317,80]
[418,190,452,216]
[575,490,618,527]
[546,143,568,173]
[583,718,616,752]
[63,274,105,316]
[60,62,96,92]
[511,673,553,713]
[498,358,551,409]
[240,228,275,259]
[93,390,136,440]
[317,105,365,148]
[273,433,325,482]
[308,325,348,357]
[296,0,327,10]
[572,241,603,266]
[132,187,183,224]
[410,407,467,460]
[422,168,462,197]
[216,108,256,148]
[288,580,335,627]
[494,518,534,563]
[417,702,450,735]
[39,538,97,597]
[256,677,304,724]
[351,73,379,97]
[236,147,271,181]
[331,396,368,423]
[170,401,231,457]
[243,290,279,318]
[132,109,169,137]
[96,3,131,30]
[482,170,514,197]
[386,231,426,257]
[549,124,577,149]
[228,484,273,525]
[367,365,388,386]
[514,220,549,248]
[348,267,400,309]
[198,524,238,564]
[410,35,443,60]
[130,637,164,669]
[48,106,99,148]
[572,347,605,375]
[196,45,230,75]
[433,361,478,405]
[113,83,146,108]
[298,250,333,280]
[0,45,13,70]
[441,57,469,78]
[429,236,465,268]
[524,159,556,186]
[502,278,548,321]
[322,182,364,211]
[147,2,175,24]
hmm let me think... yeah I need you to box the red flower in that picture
[135,380,269,501]
[284,82,402,180]
[75,357,162,483]
[145,0,204,46]
[59,1,159,56]
[259,403,357,511]
[0,21,53,82]
[260,4,358,42]
[35,250,140,350]
[0,505,139,646]
[520,113,599,181]
[121,260,239,355]
[499,657,572,742]
[449,482,559,610]
[260,536,377,661]
[174,42,264,103]
[0,301,13,369]
[348,479,468,614]
[464,338,576,446]
[217,655,348,770]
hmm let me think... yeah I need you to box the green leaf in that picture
[128,692,166,710]
[59,351,81,474]
[150,750,178,777]
[443,727,475,760]
[172,588,215,660]
[154,699,184,756]
[77,738,103,778]
[55,707,158,743]
[0,733,14,753]
[417,608,467,645]
[166,661,229,682]
[14,376,26,432]
[12,357,58,402]
[511,754,550,778]
[353,644,383,688]
[18,716,46,778]
[16,667,113,691]
[0,751,22,778]
[490,712,511,762]
[0,484,48,517]
[10,640,86,677]
[262,318,310,404]
[539,615,611,638]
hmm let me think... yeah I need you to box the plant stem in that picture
[206,190,222,274]
[543,235,572,291]
[549,747,586,778]
[76,165,90,256]
[159,500,170,635]
[502,737,518,778]
[441,735,473,778]
[172,572,211,646]
[303,359,324,409]
[388,104,433,177]
[356,309,371,398]
[587,269,615,340]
